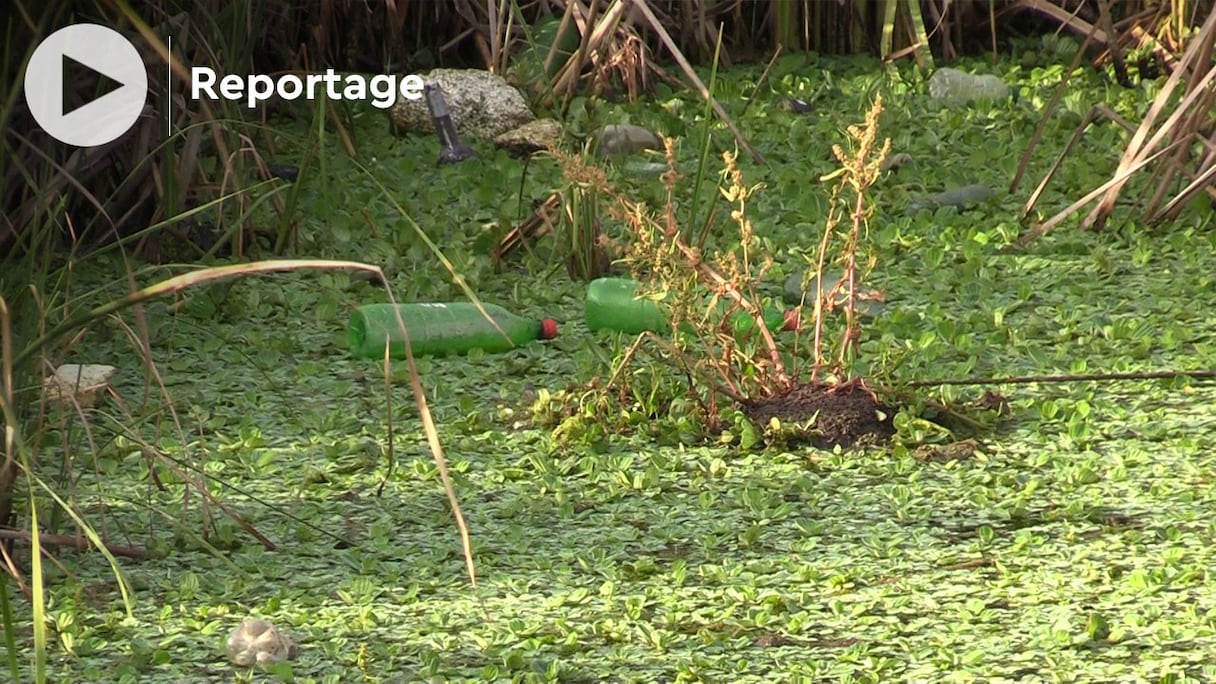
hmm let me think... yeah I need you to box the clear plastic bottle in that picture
[928,68,1012,106]
[348,302,557,359]
[585,277,798,338]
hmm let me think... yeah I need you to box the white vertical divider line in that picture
[167,36,172,137]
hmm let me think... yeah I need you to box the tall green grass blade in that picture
[0,570,17,681]
[316,94,332,213]
[905,0,934,69]
[881,0,898,60]
[686,24,726,245]
[13,261,385,372]
[28,483,44,683]
[28,467,133,619]
[772,0,800,50]
[355,160,480,588]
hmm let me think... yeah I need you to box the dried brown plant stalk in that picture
[812,94,890,382]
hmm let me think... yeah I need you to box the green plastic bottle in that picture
[348,302,558,359]
[584,277,798,337]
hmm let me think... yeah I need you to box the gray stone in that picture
[596,124,662,158]
[906,184,996,214]
[389,69,535,140]
[494,119,563,157]
[783,271,886,320]
[880,152,915,172]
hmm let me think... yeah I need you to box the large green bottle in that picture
[348,302,558,359]
[584,277,798,337]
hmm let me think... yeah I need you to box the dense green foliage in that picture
[12,51,1216,682]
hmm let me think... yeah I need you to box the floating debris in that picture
[226,619,297,668]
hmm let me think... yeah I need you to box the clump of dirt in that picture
[740,381,895,450]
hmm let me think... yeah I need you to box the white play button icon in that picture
[24,23,148,148]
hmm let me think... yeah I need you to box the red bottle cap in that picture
[782,309,801,331]
[540,318,559,339]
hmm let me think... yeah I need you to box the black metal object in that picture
[424,84,476,165]
[266,164,299,182]
[778,96,813,114]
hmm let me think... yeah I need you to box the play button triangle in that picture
[62,53,126,117]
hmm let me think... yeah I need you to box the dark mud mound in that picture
[741,382,895,450]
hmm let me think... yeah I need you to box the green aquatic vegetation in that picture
[10,52,1216,683]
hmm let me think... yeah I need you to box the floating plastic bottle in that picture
[584,277,798,338]
[927,68,1013,107]
[348,302,557,359]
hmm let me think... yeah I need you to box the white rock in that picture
[42,364,117,408]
